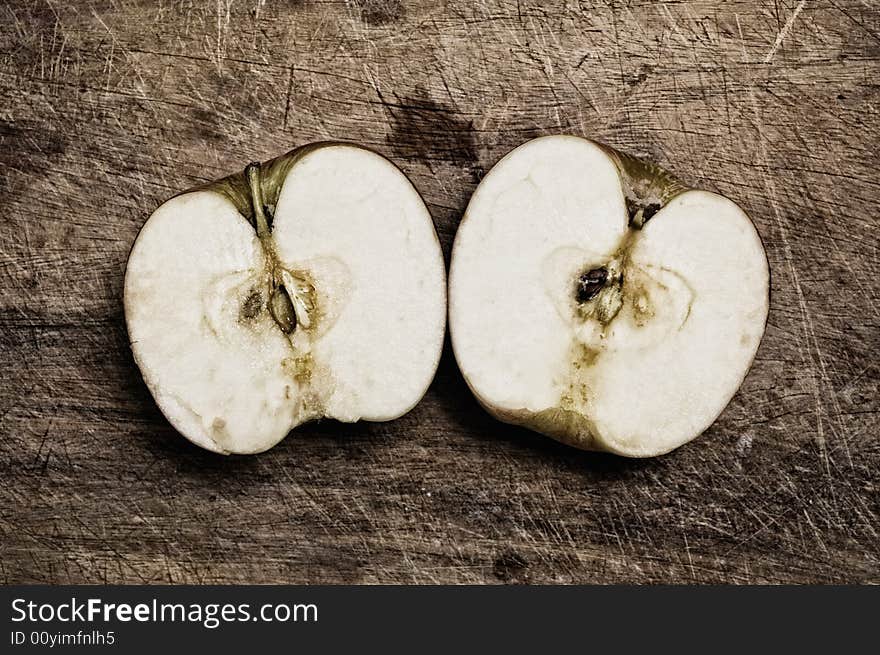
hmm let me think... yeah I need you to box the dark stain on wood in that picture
[493,551,530,584]
[381,85,479,177]
[354,0,405,26]
[188,107,227,143]
[0,120,68,173]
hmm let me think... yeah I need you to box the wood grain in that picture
[1,0,877,584]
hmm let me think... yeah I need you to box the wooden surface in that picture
[1,0,878,584]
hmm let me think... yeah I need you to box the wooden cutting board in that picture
[1,0,877,584]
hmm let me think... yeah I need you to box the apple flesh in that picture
[449,135,769,457]
[125,143,446,454]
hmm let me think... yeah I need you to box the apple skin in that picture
[449,136,771,458]
[124,142,446,454]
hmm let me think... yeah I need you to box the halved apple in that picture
[125,143,446,454]
[449,135,769,457]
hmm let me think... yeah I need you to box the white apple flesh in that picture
[125,143,446,454]
[449,136,769,457]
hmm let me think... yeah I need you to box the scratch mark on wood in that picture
[283,65,294,131]
[764,0,807,63]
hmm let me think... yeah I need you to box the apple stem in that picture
[245,162,271,239]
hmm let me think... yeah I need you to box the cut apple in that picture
[125,143,446,454]
[449,135,769,457]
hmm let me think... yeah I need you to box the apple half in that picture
[449,136,769,457]
[125,143,446,454]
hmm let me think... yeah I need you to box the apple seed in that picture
[575,267,608,303]
[269,286,297,333]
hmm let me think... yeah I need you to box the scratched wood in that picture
[0,0,878,584]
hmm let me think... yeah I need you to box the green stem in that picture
[245,162,271,239]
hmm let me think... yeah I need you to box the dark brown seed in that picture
[576,267,608,303]
[269,286,297,333]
